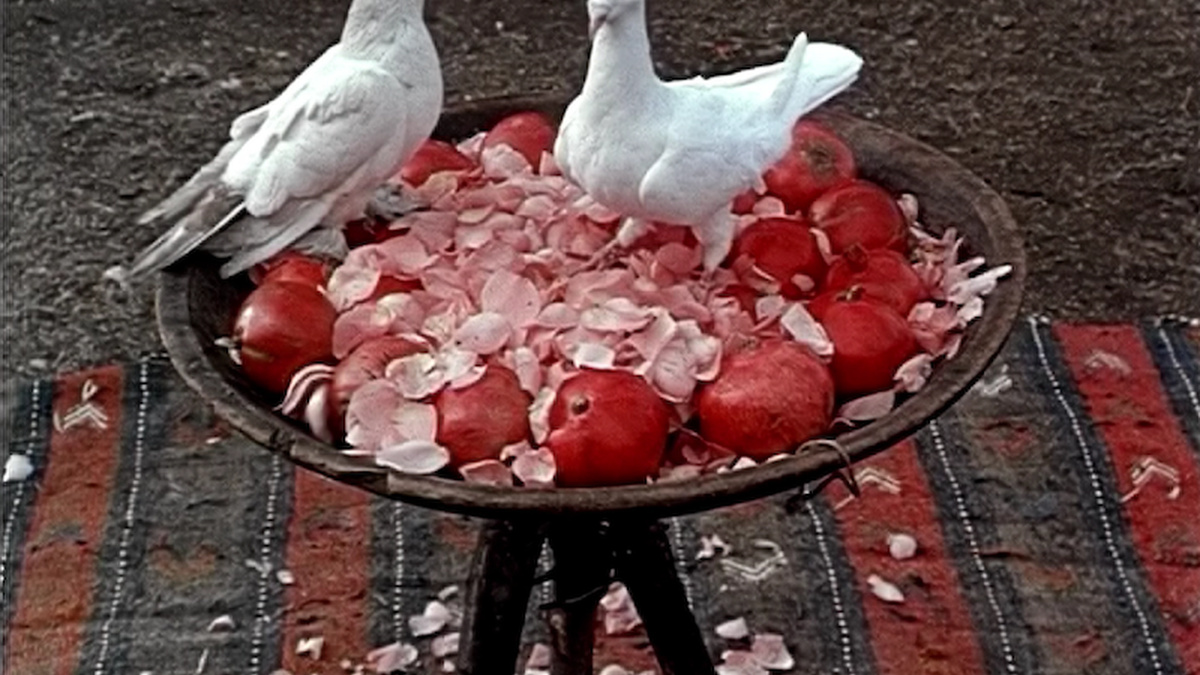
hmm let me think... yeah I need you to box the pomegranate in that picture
[697,341,834,460]
[733,217,827,298]
[435,366,532,467]
[249,251,331,289]
[399,139,476,187]
[809,180,908,254]
[330,336,426,416]
[547,369,670,487]
[482,111,557,169]
[764,119,858,213]
[809,289,919,397]
[823,246,925,316]
[230,281,336,395]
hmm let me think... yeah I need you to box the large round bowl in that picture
[157,95,1026,519]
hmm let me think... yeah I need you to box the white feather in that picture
[115,0,441,281]
[555,0,861,270]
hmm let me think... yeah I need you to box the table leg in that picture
[546,523,613,675]
[610,520,716,675]
[457,518,548,675]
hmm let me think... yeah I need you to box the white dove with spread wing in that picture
[109,0,442,283]
[554,0,863,271]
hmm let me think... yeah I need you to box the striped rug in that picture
[2,318,1198,675]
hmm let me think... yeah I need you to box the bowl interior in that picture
[157,97,1025,519]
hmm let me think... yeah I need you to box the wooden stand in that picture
[457,518,717,675]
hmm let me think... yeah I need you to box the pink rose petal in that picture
[750,633,795,670]
[717,650,768,675]
[526,643,552,670]
[454,312,513,355]
[367,642,419,673]
[836,390,897,423]
[512,446,556,487]
[431,632,461,658]
[388,353,446,400]
[895,353,934,393]
[716,617,750,640]
[409,600,452,636]
[481,143,533,178]
[751,195,786,216]
[528,389,555,444]
[509,346,544,394]
[599,583,643,635]
[376,440,450,475]
[572,342,617,370]
[754,294,786,322]
[325,264,383,312]
[868,574,906,604]
[481,269,542,328]
[378,234,434,275]
[459,459,514,486]
[580,297,654,333]
[536,302,581,329]
[345,380,402,451]
[781,304,833,357]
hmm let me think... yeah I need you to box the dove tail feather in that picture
[116,197,248,283]
[137,140,243,226]
[777,41,864,122]
[767,33,809,117]
[218,199,332,277]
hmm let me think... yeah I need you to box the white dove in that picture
[554,0,863,271]
[108,0,442,283]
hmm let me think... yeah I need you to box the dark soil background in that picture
[3,0,1198,382]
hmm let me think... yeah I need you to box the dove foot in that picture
[366,183,425,221]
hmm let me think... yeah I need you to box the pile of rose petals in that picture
[279,132,1010,486]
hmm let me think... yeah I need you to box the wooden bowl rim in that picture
[156,97,1026,519]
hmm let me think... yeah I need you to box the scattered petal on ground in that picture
[3,455,33,483]
[716,617,750,640]
[888,532,918,560]
[409,600,452,636]
[868,574,906,604]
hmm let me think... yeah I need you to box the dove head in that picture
[587,0,643,40]
[341,0,426,50]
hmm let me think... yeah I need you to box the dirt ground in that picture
[2,0,1198,382]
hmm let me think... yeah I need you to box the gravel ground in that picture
[3,0,1198,382]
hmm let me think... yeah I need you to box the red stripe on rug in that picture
[1054,324,1200,668]
[3,366,124,675]
[279,468,372,671]
[831,439,987,675]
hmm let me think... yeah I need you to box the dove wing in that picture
[228,58,413,217]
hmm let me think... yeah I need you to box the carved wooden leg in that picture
[546,522,613,675]
[610,520,716,675]
[457,518,548,675]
